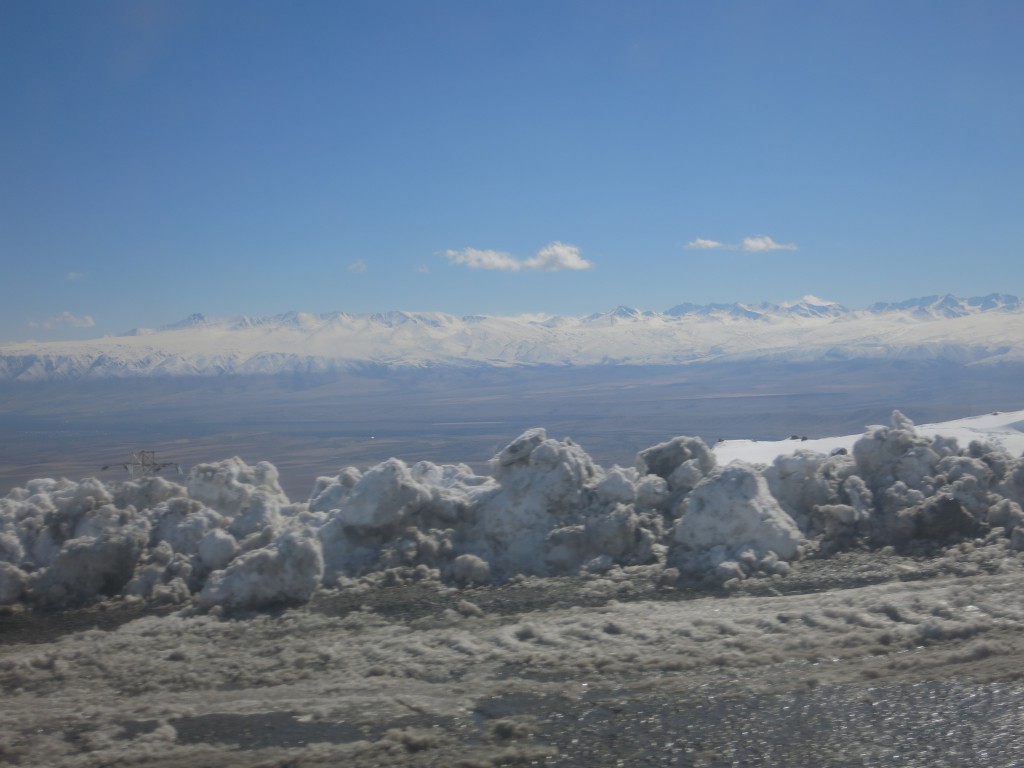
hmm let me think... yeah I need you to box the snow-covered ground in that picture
[715,409,1024,466]
[4,556,1024,766]
[3,408,1024,765]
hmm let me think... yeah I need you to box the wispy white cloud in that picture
[523,241,591,271]
[29,311,96,330]
[445,241,592,272]
[65,271,86,282]
[445,247,522,271]
[742,235,798,252]
[416,264,430,274]
[685,235,798,253]
[685,238,726,250]
[347,259,368,274]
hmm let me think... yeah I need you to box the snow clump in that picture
[2,409,1024,612]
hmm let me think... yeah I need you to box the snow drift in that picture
[2,411,1024,612]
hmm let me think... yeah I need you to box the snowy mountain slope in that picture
[1,293,1022,380]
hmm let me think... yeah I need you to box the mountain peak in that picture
[161,313,211,331]
[585,305,645,324]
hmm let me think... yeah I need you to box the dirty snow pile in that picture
[2,410,1024,612]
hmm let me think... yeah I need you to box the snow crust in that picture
[2,410,1024,611]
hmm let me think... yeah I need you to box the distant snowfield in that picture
[2,293,1023,379]
[4,407,1024,765]
[716,409,1024,466]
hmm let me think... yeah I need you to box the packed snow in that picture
[2,409,1023,612]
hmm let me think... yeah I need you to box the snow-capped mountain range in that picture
[2,294,1022,380]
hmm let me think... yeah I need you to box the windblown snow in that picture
[2,293,1023,379]
[3,409,1023,612]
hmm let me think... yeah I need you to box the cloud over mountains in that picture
[686,235,798,252]
[445,241,591,271]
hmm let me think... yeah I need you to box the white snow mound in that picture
[1,408,1023,611]
[674,462,804,562]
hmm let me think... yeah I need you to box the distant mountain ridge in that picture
[866,293,1022,317]
[664,293,1022,320]
[1,294,1022,381]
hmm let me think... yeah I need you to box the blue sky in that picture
[1,0,1022,342]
